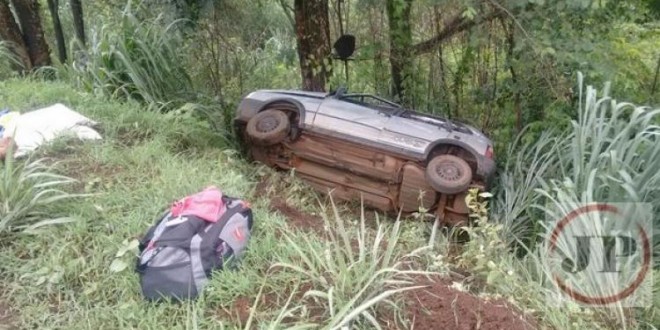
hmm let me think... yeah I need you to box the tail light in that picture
[485,145,494,159]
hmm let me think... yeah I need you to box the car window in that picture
[340,94,400,114]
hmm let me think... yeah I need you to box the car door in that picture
[311,96,389,144]
[379,115,446,156]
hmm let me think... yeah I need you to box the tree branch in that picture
[413,10,503,56]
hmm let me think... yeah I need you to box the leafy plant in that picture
[271,197,428,329]
[0,151,79,233]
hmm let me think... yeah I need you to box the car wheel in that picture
[426,154,473,194]
[246,109,291,146]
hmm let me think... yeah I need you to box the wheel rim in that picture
[256,115,278,133]
[436,160,462,182]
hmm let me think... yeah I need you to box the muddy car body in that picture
[234,88,495,225]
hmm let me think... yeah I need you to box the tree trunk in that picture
[294,0,331,92]
[505,19,521,132]
[0,0,31,70]
[46,0,66,63]
[11,0,51,67]
[70,0,85,46]
[386,0,414,105]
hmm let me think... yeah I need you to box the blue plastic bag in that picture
[0,109,9,136]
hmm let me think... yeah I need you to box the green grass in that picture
[1,78,657,329]
[0,79,435,329]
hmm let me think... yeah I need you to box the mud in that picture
[398,275,536,330]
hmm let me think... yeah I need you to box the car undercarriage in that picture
[240,128,481,226]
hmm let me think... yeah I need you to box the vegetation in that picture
[0,150,78,234]
[0,0,659,328]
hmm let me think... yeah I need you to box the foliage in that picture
[0,150,79,234]
[68,2,194,110]
[272,197,429,328]
[493,74,660,251]
[1,73,658,329]
[2,0,660,327]
[0,41,23,79]
[463,170,658,329]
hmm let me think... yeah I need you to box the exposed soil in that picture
[215,283,323,326]
[268,196,326,235]
[249,178,537,329]
[220,295,251,326]
[398,275,536,330]
[59,159,126,193]
[253,179,326,235]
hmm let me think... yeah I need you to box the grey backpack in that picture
[135,196,253,301]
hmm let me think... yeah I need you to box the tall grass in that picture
[0,41,24,79]
[494,73,660,256]
[69,2,194,110]
[270,197,431,329]
[488,73,660,328]
[0,150,80,233]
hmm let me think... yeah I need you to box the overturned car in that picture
[234,87,495,225]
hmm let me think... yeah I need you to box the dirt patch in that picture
[219,296,252,326]
[268,196,326,235]
[215,283,323,326]
[253,179,326,235]
[397,275,536,330]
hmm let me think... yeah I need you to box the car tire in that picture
[426,154,473,194]
[246,109,291,146]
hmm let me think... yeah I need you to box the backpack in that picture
[135,190,253,301]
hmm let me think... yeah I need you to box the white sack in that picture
[3,103,102,158]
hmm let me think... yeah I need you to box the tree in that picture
[0,0,31,70]
[70,0,85,46]
[386,0,503,105]
[10,0,51,67]
[46,0,66,63]
[294,0,332,91]
[386,0,414,105]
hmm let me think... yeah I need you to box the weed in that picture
[0,148,81,234]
